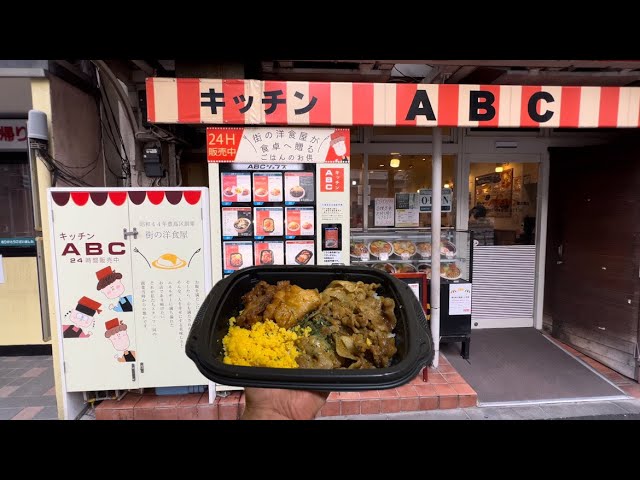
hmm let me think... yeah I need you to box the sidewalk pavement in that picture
[321,398,640,420]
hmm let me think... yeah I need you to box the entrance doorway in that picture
[465,155,542,329]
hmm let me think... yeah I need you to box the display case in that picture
[349,229,472,283]
[350,229,473,359]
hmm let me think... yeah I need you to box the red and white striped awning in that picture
[146,78,640,128]
[50,190,202,207]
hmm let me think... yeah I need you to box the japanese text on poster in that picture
[449,283,472,315]
[208,127,350,164]
[374,198,395,226]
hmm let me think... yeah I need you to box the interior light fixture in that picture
[390,158,400,168]
[444,183,451,189]
[351,180,357,186]
[379,164,384,167]
[495,164,504,173]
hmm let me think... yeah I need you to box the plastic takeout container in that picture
[185,265,434,391]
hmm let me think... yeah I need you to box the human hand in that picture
[241,388,329,420]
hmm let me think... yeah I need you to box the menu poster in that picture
[284,172,315,203]
[221,173,251,203]
[374,198,395,226]
[449,283,472,315]
[254,207,284,237]
[221,207,253,238]
[253,172,283,203]
[223,241,253,272]
[285,207,315,236]
[254,241,284,266]
[285,240,315,266]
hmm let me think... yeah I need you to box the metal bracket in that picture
[123,227,139,240]
[140,362,144,373]
[131,364,136,382]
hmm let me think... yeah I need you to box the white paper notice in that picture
[449,283,472,315]
[322,250,341,264]
[395,208,419,228]
[374,198,395,226]
[409,283,420,302]
[0,255,4,283]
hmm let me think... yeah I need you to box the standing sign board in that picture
[48,188,211,392]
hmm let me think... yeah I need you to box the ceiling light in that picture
[390,158,400,168]
[444,183,451,189]
[351,180,357,186]
[495,166,504,173]
[379,164,384,167]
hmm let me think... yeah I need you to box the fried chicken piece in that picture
[263,281,321,329]
[235,281,277,328]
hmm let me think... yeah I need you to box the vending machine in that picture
[207,127,350,283]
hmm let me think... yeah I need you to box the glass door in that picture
[465,156,541,329]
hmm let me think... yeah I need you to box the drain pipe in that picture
[430,127,442,369]
[27,110,52,342]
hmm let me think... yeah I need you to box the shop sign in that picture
[418,188,453,212]
[374,198,394,226]
[149,78,640,128]
[0,120,28,151]
[0,237,35,247]
[319,167,344,192]
[449,283,472,315]
[206,127,350,164]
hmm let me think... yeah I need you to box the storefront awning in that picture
[146,78,640,128]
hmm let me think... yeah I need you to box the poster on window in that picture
[395,193,419,228]
[474,169,513,217]
[374,198,394,226]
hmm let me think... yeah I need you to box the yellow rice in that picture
[222,317,310,368]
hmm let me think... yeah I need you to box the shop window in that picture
[0,153,35,255]
[350,154,364,229]
[365,154,456,229]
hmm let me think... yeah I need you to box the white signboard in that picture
[374,198,395,226]
[419,188,453,213]
[48,188,210,392]
[449,283,472,315]
[0,120,28,151]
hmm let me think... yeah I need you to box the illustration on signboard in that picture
[62,296,102,338]
[329,131,349,162]
[96,266,134,312]
[104,318,136,362]
[134,247,202,269]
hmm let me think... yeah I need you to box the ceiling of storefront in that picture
[85,59,640,89]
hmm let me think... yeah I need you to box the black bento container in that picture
[185,265,434,391]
